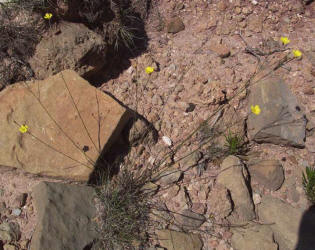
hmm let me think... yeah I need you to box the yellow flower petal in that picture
[19,125,29,134]
[280,36,290,45]
[251,105,261,115]
[44,13,53,20]
[145,66,154,74]
[292,49,302,58]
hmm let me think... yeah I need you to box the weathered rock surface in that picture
[150,203,173,228]
[156,230,203,250]
[247,77,306,147]
[179,151,203,171]
[174,209,206,230]
[209,43,231,58]
[247,14,263,33]
[0,70,130,181]
[231,223,278,250]
[29,22,107,80]
[207,184,232,219]
[167,17,185,33]
[257,195,304,250]
[305,134,315,152]
[248,159,284,191]
[30,182,98,250]
[217,156,255,223]
[153,167,182,185]
[128,118,158,146]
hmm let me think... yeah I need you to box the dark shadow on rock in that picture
[88,129,130,185]
[102,89,158,143]
[295,205,315,250]
[88,102,158,185]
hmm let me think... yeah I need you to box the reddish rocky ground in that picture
[0,0,315,249]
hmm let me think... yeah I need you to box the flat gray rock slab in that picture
[247,77,306,147]
[30,182,98,250]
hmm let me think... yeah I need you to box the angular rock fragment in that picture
[156,230,203,250]
[0,70,130,181]
[248,159,284,191]
[247,77,306,147]
[30,182,98,250]
[217,156,255,222]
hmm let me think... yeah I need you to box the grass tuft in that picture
[224,130,245,155]
[302,166,315,204]
[95,168,151,249]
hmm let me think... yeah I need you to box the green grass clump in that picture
[302,166,315,204]
[95,169,151,249]
[224,130,244,155]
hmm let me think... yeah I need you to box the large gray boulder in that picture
[247,77,306,147]
[0,70,130,181]
[30,182,98,250]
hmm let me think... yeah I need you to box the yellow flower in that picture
[19,125,29,134]
[251,105,261,115]
[292,49,302,58]
[145,66,154,74]
[280,36,290,45]
[44,13,53,20]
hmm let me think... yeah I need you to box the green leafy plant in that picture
[224,130,244,155]
[302,166,315,204]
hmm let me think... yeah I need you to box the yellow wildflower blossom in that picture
[44,13,53,20]
[292,49,302,58]
[251,105,261,115]
[280,36,290,45]
[145,66,154,74]
[19,125,29,134]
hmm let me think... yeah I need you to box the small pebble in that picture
[253,193,262,205]
[186,103,196,113]
[12,208,21,216]
[251,0,258,5]
[126,66,134,74]
[148,156,155,165]
[162,136,173,146]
